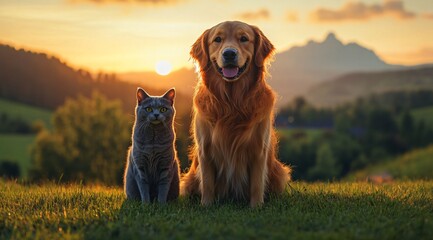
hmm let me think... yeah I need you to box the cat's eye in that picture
[240,36,248,42]
[145,107,152,112]
[214,36,222,43]
[160,107,167,113]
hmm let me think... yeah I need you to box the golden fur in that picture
[180,21,291,207]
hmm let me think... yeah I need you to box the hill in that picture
[306,67,433,107]
[269,33,403,106]
[0,134,35,178]
[0,99,53,178]
[1,181,432,239]
[0,44,192,116]
[411,106,433,127]
[0,98,52,127]
[349,145,433,181]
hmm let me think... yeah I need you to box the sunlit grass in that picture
[348,145,433,181]
[1,181,432,239]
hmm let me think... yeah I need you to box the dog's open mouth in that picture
[216,60,248,81]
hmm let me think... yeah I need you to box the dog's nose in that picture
[222,48,238,61]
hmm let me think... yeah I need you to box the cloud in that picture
[309,0,416,22]
[67,0,181,5]
[286,11,299,22]
[235,8,270,21]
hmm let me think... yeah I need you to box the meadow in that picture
[412,106,433,127]
[349,145,433,181]
[1,181,432,239]
[0,134,35,177]
[0,99,52,177]
[0,99,52,127]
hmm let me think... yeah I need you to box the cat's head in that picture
[136,88,176,126]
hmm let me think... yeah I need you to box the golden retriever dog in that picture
[181,21,291,207]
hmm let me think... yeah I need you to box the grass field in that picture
[0,134,35,178]
[1,181,432,239]
[0,98,52,128]
[412,106,433,127]
[0,99,52,178]
[349,145,433,181]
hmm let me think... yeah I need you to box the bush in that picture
[0,160,21,179]
[30,92,131,185]
[0,112,32,134]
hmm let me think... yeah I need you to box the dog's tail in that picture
[268,159,291,194]
[267,132,292,194]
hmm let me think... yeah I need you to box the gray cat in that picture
[124,88,180,203]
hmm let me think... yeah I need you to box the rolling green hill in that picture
[1,181,432,239]
[411,106,433,127]
[306,67,433,107]
[0,99,52,178]
[348,145,433,181]
[0,134,35,178]
[0,98,52,127]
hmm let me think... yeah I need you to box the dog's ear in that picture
[253,26,275,68]
[190,29,210,69]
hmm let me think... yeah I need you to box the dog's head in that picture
[191,21,274,82]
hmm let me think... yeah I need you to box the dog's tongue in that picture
[222,67,239,78]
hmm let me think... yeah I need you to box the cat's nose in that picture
[154,114,160,118]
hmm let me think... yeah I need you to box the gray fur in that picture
[124,88,180,203]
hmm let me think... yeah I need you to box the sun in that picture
[155,60,172,76]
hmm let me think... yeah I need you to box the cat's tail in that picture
[180,151,200,197]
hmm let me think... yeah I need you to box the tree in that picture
[308,143,341,181]
[31,92,131,185]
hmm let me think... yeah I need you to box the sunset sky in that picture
[1,0,433,73]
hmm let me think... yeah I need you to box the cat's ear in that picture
[162,88,176,105]
[137,87,150,104]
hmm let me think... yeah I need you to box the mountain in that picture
[119,68,197,96]
[0,44,192,116]
[306,67,433,107]
[268,32,403,106]
[120,33,419,107]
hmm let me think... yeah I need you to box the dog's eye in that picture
[214,36,222,43]
[240,36,249,42]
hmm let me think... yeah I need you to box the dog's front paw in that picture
[201,196,214,206]
[249,197,264,208]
